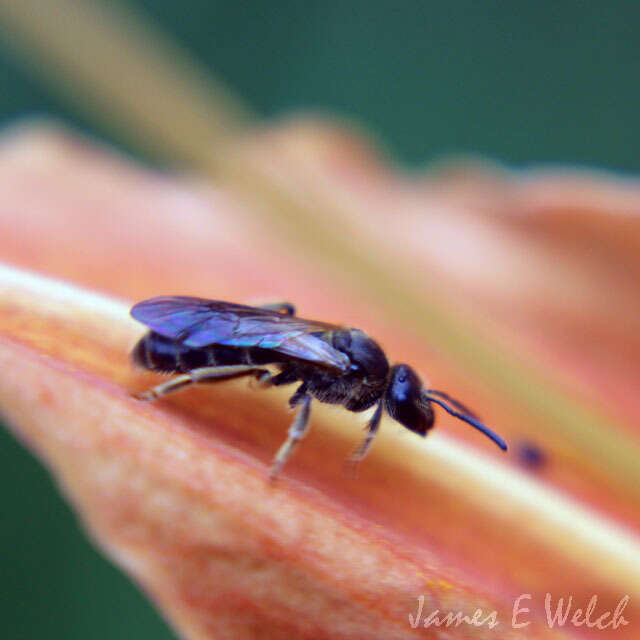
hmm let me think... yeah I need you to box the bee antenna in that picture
[423,391,508,451]
[426,389,480,420]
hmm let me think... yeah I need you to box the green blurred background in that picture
[0,2,638,638]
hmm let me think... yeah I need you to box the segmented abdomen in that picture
[132,331,282,373]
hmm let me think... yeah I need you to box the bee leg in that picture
[259,302,296,316]
[249,369,275,390]
[268,367,299,387]
[269,390,311,481]
[346,400,384,473]
[133,365,268,401]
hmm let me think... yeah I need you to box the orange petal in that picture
[1,123,640,638]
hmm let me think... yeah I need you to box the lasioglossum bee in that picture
[130,297,507,479]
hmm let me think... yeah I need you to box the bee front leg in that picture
[133,365,268,401]
[346,400,384,472]
[269,391,311,481]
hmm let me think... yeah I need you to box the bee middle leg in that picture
[347,400,384,471]
[269,386,311,481]
[133,365,270,401]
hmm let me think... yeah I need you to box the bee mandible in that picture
[130,297,507,479]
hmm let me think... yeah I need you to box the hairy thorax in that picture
[292,328,390,412]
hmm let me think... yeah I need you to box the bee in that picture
[130,297,507,479]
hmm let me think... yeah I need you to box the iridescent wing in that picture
[130,296,349,372]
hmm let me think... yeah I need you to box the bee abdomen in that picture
[132,332,281,373]
[131,332,183,372]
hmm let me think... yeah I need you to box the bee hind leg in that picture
[269,389,311,481]
[133,365,269,401]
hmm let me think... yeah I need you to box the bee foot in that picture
[131,390,157,402]
[268,464,282,484]
[344,456,361,479]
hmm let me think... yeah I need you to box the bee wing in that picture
[130,297,350,371]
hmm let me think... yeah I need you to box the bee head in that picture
[385,364,434,435]
[386,365,508,450]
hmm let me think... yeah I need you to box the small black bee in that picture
[130,297,507,479]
